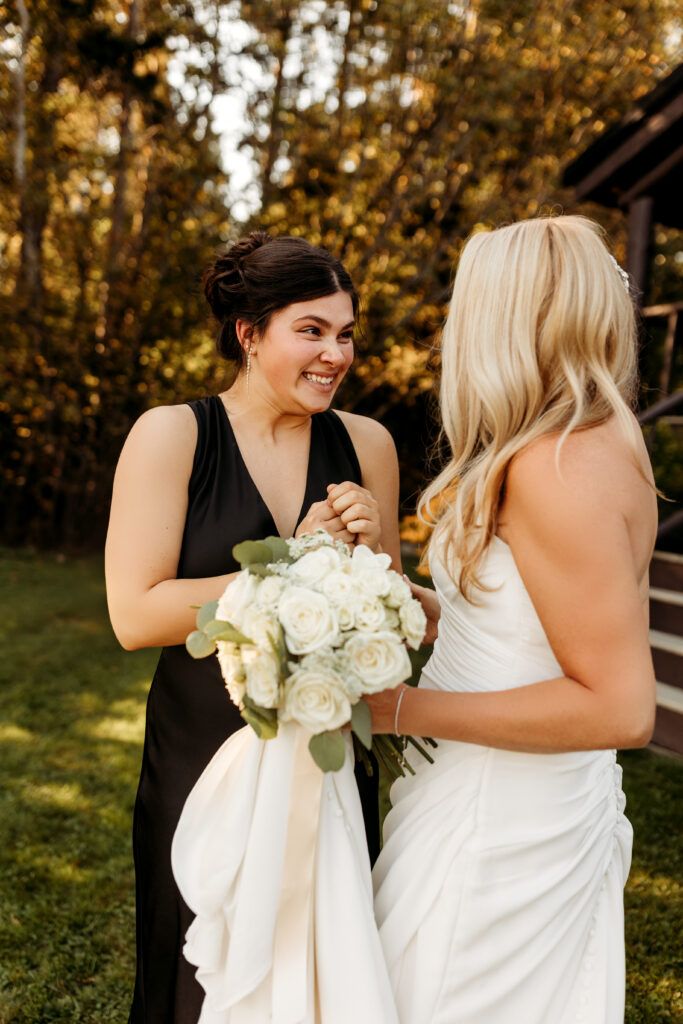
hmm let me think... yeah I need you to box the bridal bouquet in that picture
[186,531,433,774]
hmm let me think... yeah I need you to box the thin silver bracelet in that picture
[394,687,407,736]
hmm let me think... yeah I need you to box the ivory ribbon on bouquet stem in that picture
[171,722,398,1024]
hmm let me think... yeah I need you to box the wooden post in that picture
[659,311,678,398]
[626,195,653,305]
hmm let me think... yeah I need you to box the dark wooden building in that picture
[563,62,683,301]
[564,64,683,754]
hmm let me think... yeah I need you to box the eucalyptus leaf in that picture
[196,599,219,631]
[247,563,275,577]
[243,696,279,737]
[309,730,346,773]
[256,716,279,740]
[263,536,293,562]
[186,630,217,659]
[233,540,273,566]
[204,620,253,644]
[243,694,279,721]
[268,626,288,677]
[350,700,372,750]
[240,706,263,738]
[241,699,279,740]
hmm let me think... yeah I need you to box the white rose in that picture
[321,567,355,605]
[282,663,351,734]
[241,605,279,647]
[216,570,260,631]
[386,573,412,609]
[242,647,280,708]
[343,630,412,693]
[383,607,400,631]
[349,544,392,597]
[354,593,389,633]
[256,575,286,608]
[333,648,365,699]
[335,601,356,631]
[216,641,247,706]
[399,600,428,650]
[278,586,339,654]
[287,546,342,587]
[351,543,392,573]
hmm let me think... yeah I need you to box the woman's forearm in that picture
[398,675,654,753]
[108,572,239,650]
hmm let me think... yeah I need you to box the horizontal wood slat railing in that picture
[637,389,683,543]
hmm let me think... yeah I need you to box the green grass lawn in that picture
[0,548,681,1022]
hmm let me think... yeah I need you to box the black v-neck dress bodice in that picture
[129,396,378,1024]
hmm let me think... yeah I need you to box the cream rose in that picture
[386,573,412,609]
[216,570,260,631]
[349,544,392,597]
[343,630,412,693]
[399,600,428,650]
[354,593,389,633]
[216,641,247,705]
[242,647,280,708]
[333,648,364,699]
[241,606,279,647]
[256,574,286,608]
[321,568,355,604]
[335,600,356,631]
[287,546,342,587]
[282,661,351,734]
[383,607,400,631]
[278,586,339,654]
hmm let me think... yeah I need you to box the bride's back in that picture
[498,413,658,613]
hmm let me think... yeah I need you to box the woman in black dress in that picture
[105,232,401,1024]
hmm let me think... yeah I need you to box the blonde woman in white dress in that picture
[366,216,657,1024]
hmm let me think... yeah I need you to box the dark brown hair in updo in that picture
[203,232,359,367]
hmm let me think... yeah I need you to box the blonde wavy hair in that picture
[418,215,639,599]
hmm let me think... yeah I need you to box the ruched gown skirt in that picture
[373,743,632,1024]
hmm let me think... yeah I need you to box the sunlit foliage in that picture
[1,0,681,546]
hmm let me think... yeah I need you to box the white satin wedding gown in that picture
[373,536,633,1024]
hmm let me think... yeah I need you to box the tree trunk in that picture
[99,0,144,346]
[261,11,293,208]
[13,0,44,312]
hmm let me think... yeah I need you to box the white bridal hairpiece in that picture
[608,252,630,293]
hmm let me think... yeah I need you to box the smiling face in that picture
[246,291,355,413]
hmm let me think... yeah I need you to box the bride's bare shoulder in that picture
[508,417,652,494]
[503,417,657,566]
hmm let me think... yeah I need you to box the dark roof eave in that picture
[563,63,683,189]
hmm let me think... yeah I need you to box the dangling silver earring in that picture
[245,344,252,395]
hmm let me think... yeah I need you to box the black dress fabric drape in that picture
[128,396,380,1024]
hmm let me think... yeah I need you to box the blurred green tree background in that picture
[1,0,682,549]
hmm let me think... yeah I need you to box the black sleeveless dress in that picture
[128,396,380,1024]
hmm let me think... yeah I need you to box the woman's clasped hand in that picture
[294,480,382,550]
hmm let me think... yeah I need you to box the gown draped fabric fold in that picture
[372,537,633,1024]
[128,397,380,1024]
[171,724,399,1024]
